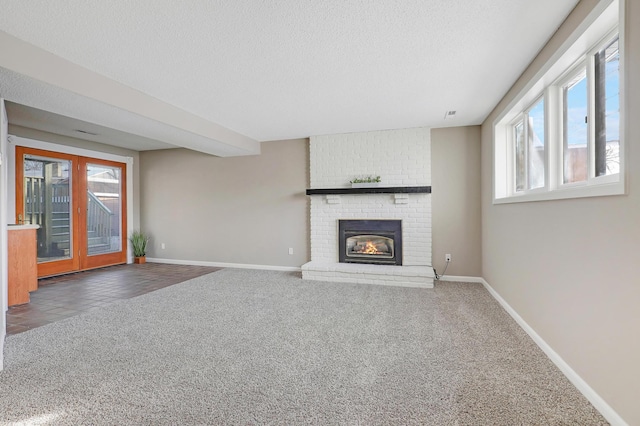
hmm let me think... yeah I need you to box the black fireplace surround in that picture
[338,219,402,265]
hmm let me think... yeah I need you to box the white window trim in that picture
[493,0,625,204]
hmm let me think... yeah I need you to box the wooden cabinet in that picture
[8,225,38,306]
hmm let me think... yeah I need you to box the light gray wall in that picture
[139,139,310,267]
[432,126,482,277]
[480,1,639,423]
[140,132,482,273]
[8,125,141,230]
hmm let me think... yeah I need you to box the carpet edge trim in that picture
[480,278,628,426]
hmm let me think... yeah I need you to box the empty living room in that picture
[0,0,638,424]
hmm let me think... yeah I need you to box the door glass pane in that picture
[23,155,72,263]
[86,164,122,255]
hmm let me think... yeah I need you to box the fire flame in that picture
[362,241,382,254]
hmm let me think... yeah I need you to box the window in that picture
[562,66,588,184]
[494,0,623,203]
[514,119,526,191]
[512,98,545,193]
[594,37,620,177]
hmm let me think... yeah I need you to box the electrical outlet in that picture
[161,243,166,250]
[288,247,294,255]
[445,253,452,262]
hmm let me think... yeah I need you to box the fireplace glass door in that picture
[346,234,394,260]
[338,219,402,265]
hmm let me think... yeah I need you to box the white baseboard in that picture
[438,275,484,283]
[480,278,627,426]
[146,257,302,272]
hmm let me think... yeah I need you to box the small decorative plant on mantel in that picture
[350,176,382,188]
[129,230,150,264]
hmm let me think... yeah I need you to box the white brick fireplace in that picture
[302,127,434,288]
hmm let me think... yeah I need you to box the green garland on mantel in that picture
[350,176,381,184]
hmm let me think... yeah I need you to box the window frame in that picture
[591,33,621,180]
[557,60,589,186]
[493,0,624,204]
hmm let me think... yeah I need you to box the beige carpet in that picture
[0,269,607,425]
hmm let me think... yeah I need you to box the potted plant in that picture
[350,176,382,188]
[129,230,149,264]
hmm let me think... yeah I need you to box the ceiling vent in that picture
[74,129,98,136]
[444,110,457,120]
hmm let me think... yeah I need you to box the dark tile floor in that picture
[6,263,221,335]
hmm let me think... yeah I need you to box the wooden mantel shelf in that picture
[306,186,431,196]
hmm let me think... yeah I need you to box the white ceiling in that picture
[0,0,579,155]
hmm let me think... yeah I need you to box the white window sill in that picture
[494,179,625,204]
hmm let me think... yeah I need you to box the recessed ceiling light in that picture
[444,110,457,120]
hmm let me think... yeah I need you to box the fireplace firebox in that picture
[338,220,402,265]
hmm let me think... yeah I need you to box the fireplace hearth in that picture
[338,220,402,265]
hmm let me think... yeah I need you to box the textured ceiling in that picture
[0,0,579,153]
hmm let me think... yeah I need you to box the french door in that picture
[15,147,127,278]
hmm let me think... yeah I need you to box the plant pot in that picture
[134,256,146,264]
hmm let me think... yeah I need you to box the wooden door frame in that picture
[15,146,128,277]
[78,156,127,270]
[1,98,8,371]
[15,147,81,277]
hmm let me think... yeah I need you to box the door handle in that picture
[18,213,23,224]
